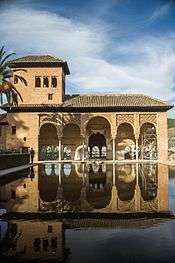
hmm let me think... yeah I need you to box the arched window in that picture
[51,76,57,88]
[43,77,49,87]
[35,76,41,87]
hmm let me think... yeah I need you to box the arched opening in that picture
[86,116,111,159]
[39,123,59,160]
[139,123,157,160]
[62,123,82,160]
[116,123,135,160]
[89,133,106,158]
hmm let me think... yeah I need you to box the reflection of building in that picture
[0,163,169,213]
[0,167,39,212]
[0,55,173,162]
[1,220,65,262]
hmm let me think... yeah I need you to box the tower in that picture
[9,55,70,105]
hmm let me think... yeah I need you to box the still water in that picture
[0,163,175,262]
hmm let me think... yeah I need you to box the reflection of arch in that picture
[86,164,111,209]
[139,123,157,160]
[62,173,83,203]
[39,176,59,202]
[62,123,82,160]
[116,123,135,160]
[63,163,72,176]
[39,123,59,160]
[86,116,111,159]
[116,165,136,201]
[139,164,158,201]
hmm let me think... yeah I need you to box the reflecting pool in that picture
[0,163,171,213]
[0,163,175,262]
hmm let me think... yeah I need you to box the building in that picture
[0,55,173,162]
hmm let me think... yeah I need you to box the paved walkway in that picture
[0,163,36,177]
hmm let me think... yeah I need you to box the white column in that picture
[135,138,139,161]
[82,139,85,162]
[112,138,116,161]
[112,163,116,185]
[59,138,62,162]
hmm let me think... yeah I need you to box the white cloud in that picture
[148,2,171,23]
[1,5,175,116]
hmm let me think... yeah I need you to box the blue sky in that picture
[1,0,175,115]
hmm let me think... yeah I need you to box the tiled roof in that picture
[62,94,171,108]
[8,55,70,74]
[9,55,64,63]
[1,94,173,112]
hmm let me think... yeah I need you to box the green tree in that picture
[0,46,27,106]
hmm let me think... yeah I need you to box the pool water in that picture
[0,163,175,262]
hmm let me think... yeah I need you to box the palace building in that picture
[0,55,173,162]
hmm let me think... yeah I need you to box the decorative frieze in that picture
[116,114,134,127]
[139,114,157,127]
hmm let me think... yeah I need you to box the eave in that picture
[1,105,173,113]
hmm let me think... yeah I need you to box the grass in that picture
[168,118,175,129]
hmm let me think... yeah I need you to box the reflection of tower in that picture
[2,220,65,262]
[0,166,39,212]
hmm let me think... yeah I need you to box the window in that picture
[12,126,16,135]
[43,77,49,87]
[35,76,41,87]
[51,76,57,88]
[48,94,53,100]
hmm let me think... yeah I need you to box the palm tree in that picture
[0,46,27,106]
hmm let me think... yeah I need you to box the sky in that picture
[0,0,175,116]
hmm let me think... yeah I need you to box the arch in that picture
[39,123,59,160]
[86,116,111,159]
[84,115,112,132]
[116,123,136,160]
[139,122,157,160]
[62,123,82,160]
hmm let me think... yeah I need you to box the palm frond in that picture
[0,46,5,59]
[13,69,27,73]
[0,53,16,66]
[12,85,23,102]
[15,75,27,86]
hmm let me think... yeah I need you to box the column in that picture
[58,138,62,162]
[135,138,139,161]
[112,163,116,185]
[112,137,116,161]
[82,138,85,162]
